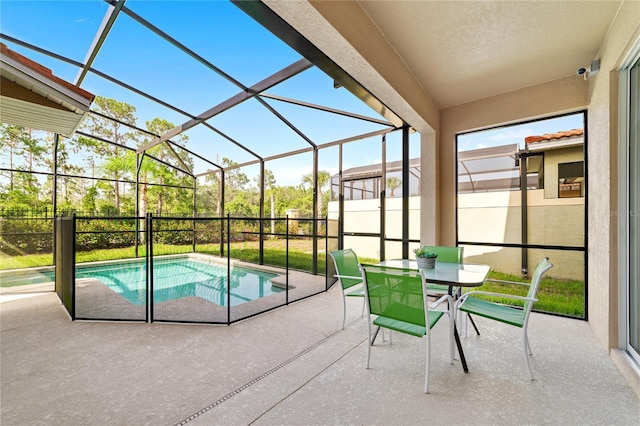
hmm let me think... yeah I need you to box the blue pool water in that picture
[1,258,282,306]
[0,270,55,286]
[75,257,282,306]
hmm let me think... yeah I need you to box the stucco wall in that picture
[459,189,585,279]
[333,189,584,279]
[438,1,640,349]
[586,0,640,348]
[437,76,589,248]
[328,197,421,260]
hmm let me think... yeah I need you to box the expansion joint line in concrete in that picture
[174,318,365,425]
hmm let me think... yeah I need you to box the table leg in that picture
[454,323,469,373]
[468,314,480,336]
[371,326,380,345]
[449,286,469,373]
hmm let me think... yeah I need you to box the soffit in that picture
[356,0,622,108]
[0,43,94,136]
[0,96,86,137]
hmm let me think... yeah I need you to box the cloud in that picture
[488,128,534,141]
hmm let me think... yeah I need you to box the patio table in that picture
[376,259,490,373]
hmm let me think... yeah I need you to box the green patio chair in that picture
[329,249,366,329]
[359,263,454,393]
[455,257,553,380]
[420,245,464,296]
[420,245,481,336]
[420,245,464,263]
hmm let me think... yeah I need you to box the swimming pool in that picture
[0,269,55,287]
[76,257,283,306]
[1,257,283,307]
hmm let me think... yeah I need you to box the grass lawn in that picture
[1,241,584,317]
[478,270,585,318]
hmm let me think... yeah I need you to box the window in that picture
[526,153,544,190]
[342,177,380,200]
[457,112,587,318]
[626,53,640,361]
[558,161,584,198]
[618,38,640,365]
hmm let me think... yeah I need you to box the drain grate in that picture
[175,328,347,425]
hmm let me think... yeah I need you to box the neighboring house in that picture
[459,130,585,279]
[330,129,585,279]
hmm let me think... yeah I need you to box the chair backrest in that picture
[524,257,553,314]
[359,264,427,328]
[329,249,362,290]
[421,245,463,263]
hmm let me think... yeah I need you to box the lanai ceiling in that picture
[0,1,627,158]
[265,0,624,130]
[356,0,622,108]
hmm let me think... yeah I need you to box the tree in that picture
[221,157,249,190]
[225,190,259,217]
[386,176,401,197]
[276,185,313,218]
[134,118,193,216]
[194,158,254,217]
[77,96,139,211]
[253,169,276,214]
[301,170,331,217]
[256,169,277,233]
[21,128,48,173]
[81,186,98,212]
[0,125,47,193]
[197,171,221,216]
[0,124,24,192]
[219,158,253,216]
[54,140,85,208]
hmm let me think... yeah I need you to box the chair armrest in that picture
[334,274,362,281]
[484,278,530,287]
[457,291,537,304]
[429,294,453,310]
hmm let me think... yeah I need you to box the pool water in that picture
[1,257,283,307]
[75,257,282,306]
[0,270,55,287]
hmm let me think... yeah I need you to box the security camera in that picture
[576,59,600,80]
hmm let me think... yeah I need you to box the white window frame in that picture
[618,37,640,367]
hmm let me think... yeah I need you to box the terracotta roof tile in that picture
[525,128,583,144]
[1,43,94,101]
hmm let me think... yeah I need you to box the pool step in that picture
[271,275,295,289]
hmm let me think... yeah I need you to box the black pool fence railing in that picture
[55,214,338,325]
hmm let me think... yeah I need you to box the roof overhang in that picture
[526,136,584,153]
[0,43,94,137]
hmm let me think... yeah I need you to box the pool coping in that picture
[1,252,298,284]
[1,253,325,313]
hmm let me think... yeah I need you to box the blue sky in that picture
[1,1,583,186]
[2,0,407,185]
[458,113,584,152]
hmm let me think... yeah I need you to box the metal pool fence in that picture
[56,214,339,324]
[0,209,55,260]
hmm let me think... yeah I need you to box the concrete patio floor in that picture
[1,285,638,425]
